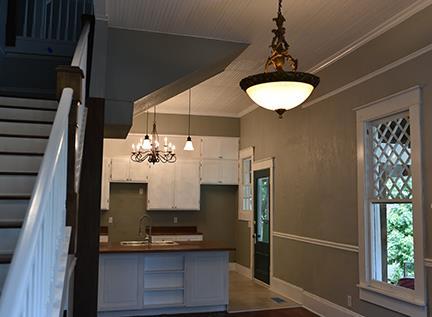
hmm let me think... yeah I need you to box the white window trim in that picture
[356,86,426,317]
[238,146,254,221]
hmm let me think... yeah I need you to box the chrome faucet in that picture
[138,214,152,243]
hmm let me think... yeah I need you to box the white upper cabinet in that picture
[110,157,150,182]
[101,158,111,210]
[201,159,238,185]
[201,137,239,160]
[147,161,200,211]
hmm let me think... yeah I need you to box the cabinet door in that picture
[111,157,130,181]
[101,158,111,210]
[129,161,150,182]
[98,254,142,311]
[201,137,222,159]
[200,160,222,184]
[221,160,239,185]
[147,163,175,210]
[175,160,200,210]
[185,252,229,307]
[220,138,239,160]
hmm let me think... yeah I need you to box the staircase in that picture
[0,96,57,295]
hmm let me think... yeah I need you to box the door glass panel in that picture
[242,158,253,211]
[257,176,269,243]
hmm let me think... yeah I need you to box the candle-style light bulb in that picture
[132,144,136,152]
[172,145,176,154]
[164,136,168,146]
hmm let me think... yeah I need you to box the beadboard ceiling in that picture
[105,0,419,118]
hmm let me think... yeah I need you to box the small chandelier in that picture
[239,0,320,118]
[131,106,176,164]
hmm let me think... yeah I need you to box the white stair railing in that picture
[0,19,91,317]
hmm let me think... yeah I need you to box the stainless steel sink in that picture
[150,240,178,246]
[120,240,179,246]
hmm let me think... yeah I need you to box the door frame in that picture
[249,158,274,284]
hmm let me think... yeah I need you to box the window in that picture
[356,87,426,317]
[239,147,254,221]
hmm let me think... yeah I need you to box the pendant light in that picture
[239,0,320,118]
[142,109,152,150]
[184,89,194,151]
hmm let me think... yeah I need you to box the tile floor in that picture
[228,271,299,312]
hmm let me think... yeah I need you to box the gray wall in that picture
[237,5,432,317]
[100,183,238,261]
[91,23,246,138]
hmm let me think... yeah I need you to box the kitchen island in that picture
[98,241,234,316]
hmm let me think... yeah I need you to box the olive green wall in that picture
[130,112,240,137]
[237,5,432,317]
[100,183,238,261]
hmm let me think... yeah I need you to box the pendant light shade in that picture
[239,0,320,118]
[184,89,195,151]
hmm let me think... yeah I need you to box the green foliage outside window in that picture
[386,203,414,284]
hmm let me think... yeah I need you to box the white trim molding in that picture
[307,0,432,74]
[238,146,254,221]
[270,277,364,317]
[273,232,359,253]
[355,86,426,317]
[302,43,432,109]
[424,258,432,268]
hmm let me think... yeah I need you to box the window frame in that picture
[356,86,426,317]
[238,146,254,221]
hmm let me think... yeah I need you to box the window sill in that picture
[358,283,426,317]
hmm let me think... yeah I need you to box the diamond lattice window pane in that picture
[369,112,412,200]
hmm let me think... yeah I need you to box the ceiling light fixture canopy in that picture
[239,0,320,118]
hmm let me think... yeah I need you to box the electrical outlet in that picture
[173,217,178,224]
[139,188,144,195]
[347,295,352,307]
[108,216,113,224]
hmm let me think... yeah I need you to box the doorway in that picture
[253,167,271,284]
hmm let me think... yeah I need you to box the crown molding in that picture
[307,0,432,74]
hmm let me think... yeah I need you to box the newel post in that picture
[56,65,84,254]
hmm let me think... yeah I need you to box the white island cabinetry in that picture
[98,251,229,316]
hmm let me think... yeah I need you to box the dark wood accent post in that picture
[73,98,104,317]
[56,66,84,254]
[5,0,17,46]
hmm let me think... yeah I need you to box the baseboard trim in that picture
[270,277,364,317]
[229,262,236,271]
[234,263,252,278]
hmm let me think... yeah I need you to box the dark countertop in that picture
[100,241,235,254]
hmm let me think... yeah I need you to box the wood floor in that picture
[229,272,298,312]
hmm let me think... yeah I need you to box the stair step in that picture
[0,199,29,220]
[0,121,52,137]
[0,220,23,228]
[0,107,55,122]
[0,228,20,253]
[0,154,42,173]
[0,96,57,110]
[0,118,53,125]
[0,175,36,195]
[0,263,10,290]
[0,254,12,264]
[0,136,47,154]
